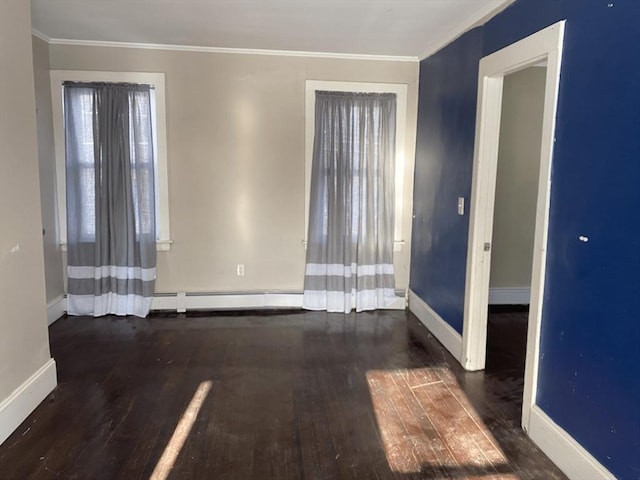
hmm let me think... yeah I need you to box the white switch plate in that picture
[237,264,245,276]
[457,197,465,215]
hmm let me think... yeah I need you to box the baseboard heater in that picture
[51,291,406,318]
[151,290,406,313]
[151,292,304,313]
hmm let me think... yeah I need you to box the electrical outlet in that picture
[236,264,245,276]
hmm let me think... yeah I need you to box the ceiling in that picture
[31,0,513,60]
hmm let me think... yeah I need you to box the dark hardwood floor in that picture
[0,309,566,479]
[485,305,530,420]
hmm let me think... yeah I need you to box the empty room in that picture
[0,0,637,479]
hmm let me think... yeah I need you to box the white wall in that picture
[48,45,419,296]
[0,0,56,444]
[490,66,546,289]
[32,36,65,304]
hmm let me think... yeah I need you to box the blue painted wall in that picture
[410,0,640,478]
[410,28,483,334]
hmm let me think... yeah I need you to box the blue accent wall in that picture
[410,1,640,478]
[410,27,483,334]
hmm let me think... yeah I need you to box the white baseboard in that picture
[0,359,57,446]
[408,290,462,362]
[528,405,615,480]
[381,294,407,310]
[47,295,66,325]
[488,287,531,305]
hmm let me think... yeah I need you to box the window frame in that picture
[50,70,171,251]
[304,80,407,252]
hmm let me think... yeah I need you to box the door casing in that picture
[461,21,565,430]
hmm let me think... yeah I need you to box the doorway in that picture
[460,21,565,431]
[485,65,547,416]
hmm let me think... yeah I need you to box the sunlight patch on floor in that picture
[150,381,213,480]
[366,368,518,478]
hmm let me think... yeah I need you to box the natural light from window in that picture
[304,80,407,253]
[149,380,213,480]
[366,367,516,478]
[49,70,171,251]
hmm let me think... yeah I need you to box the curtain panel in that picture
[303,91,397,313]
[64,82,156,317]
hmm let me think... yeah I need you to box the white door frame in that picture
[460,21,565,430]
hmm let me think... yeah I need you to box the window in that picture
[303,90,399,312]
[51,71,171,250]
[304,80,407,252]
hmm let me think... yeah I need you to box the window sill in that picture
[156,240,173,251]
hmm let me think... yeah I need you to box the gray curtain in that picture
[64,82,156,317]
[303,91,397,313]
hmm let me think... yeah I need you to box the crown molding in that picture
[34,35,418,63]
[419,0,515,60]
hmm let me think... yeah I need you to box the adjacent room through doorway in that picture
[485,65,547,418]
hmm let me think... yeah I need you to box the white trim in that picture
[419,0,516,59]
[304,80,408,247]
[408,290,462,362]
[488,287,530,305]
[151,291,406,312]
[460,21,565,434]
[46,295,66,325]
[31,28,51,43]
[392,240,405,252]
[0,359,57,446]
[528,406,616,480]
[156,240,173,252]
[380,296,406,310]
[41,37,418,63]
[49,70,171,249]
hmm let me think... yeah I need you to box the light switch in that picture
[457,197,465,215]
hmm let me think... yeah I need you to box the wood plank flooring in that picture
[0,310,566,479]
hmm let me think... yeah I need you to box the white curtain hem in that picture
[302,288,397,314]
[67,293,152,318]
